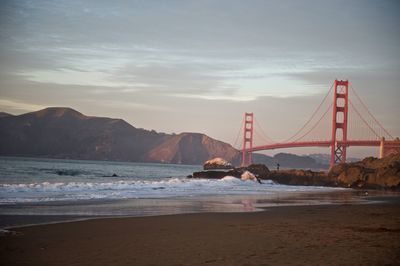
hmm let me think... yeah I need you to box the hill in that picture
[144,132,239,165]
[0,107,239,164]
[0,107,327,168]
[0,107,168,161]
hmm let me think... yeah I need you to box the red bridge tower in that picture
[242,112,254,166]
[330,80,349,168]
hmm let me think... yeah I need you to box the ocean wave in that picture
[0,177,334,204]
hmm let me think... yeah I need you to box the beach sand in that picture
[1,200,400,265]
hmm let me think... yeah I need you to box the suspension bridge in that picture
[233,80,400,168]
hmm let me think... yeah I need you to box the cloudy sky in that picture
[0,0,399,157]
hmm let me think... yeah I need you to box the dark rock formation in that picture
[328,154,400,190]
[268,169,335,186]
[191,165,334,186]
[191,168,241,179]
[190,155,400,190]
[236,164,270,178]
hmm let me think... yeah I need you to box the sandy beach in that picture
[1,198,399,266]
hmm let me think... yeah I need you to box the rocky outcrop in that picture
[190,155,400,190]
[240,171,258,182]
[191,164,330,185]
[328,154,400,190]
[237,164,270,178]
[269,169,335,186]
[190,169,242,179]
[203,157,234,170]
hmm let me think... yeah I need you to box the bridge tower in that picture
[242,112,253,166]
[330,80,349,168]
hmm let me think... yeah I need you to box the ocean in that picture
[0,156,356,228]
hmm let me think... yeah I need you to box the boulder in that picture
[269,169,335,187]
[237,164,270,178]
[191,171,229,179]
[240,171,257,181]
[191,169,243,179]
[328,153,400,190]
[203,158,234,170]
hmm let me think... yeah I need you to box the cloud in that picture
[0,98,47,113]
[0,0,399,157]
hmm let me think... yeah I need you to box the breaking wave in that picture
[0,177,335,204]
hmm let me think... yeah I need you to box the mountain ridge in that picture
[0,107,327,168]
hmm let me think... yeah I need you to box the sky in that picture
[0,0,399,157]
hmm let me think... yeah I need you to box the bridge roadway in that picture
[248,140,400,152]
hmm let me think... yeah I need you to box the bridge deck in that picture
[249,140,400,152]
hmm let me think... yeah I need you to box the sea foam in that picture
[0,177,337,204]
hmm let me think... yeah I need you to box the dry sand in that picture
[1,201,400,265]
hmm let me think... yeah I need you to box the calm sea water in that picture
[0,156,351,223]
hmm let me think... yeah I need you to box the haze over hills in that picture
[0,107,328,168]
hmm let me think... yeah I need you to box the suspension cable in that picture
[349,83,394,139]
[282,82,334,142]
[254,116,275,143]
[232,116,244,149]
[293,102,333,143]
[349,100,380,139]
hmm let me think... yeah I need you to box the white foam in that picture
[0,177,340,204]
[220,176,239,181]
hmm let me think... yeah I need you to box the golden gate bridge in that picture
[233,80,400,168]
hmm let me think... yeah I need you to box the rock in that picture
[269,169,335,187]
[191,168,245,180]
[237,164,270,178]
[240,171,257,181]
[203,158,234,170]
[190,154,400,190]
[328,153,400,190]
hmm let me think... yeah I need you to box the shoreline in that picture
[1,198,399,265]
[1,190,399,231]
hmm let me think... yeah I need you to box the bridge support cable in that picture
[232,116,244,149]
[253,117,276,145]
[349,100,380,139]
[292,102,332,143]
[282,82,334,143]
[349,83,394,139]
[239,80,400,168]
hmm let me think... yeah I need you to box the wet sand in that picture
[1,200,400,265]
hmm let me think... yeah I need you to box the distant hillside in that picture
[0,107,168,161]
[253,152,328,170]
[0,112,13,118]
[309,153,360,166]
[144,133,239,165]
[0,107,327,168]
[0,107,239,164]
